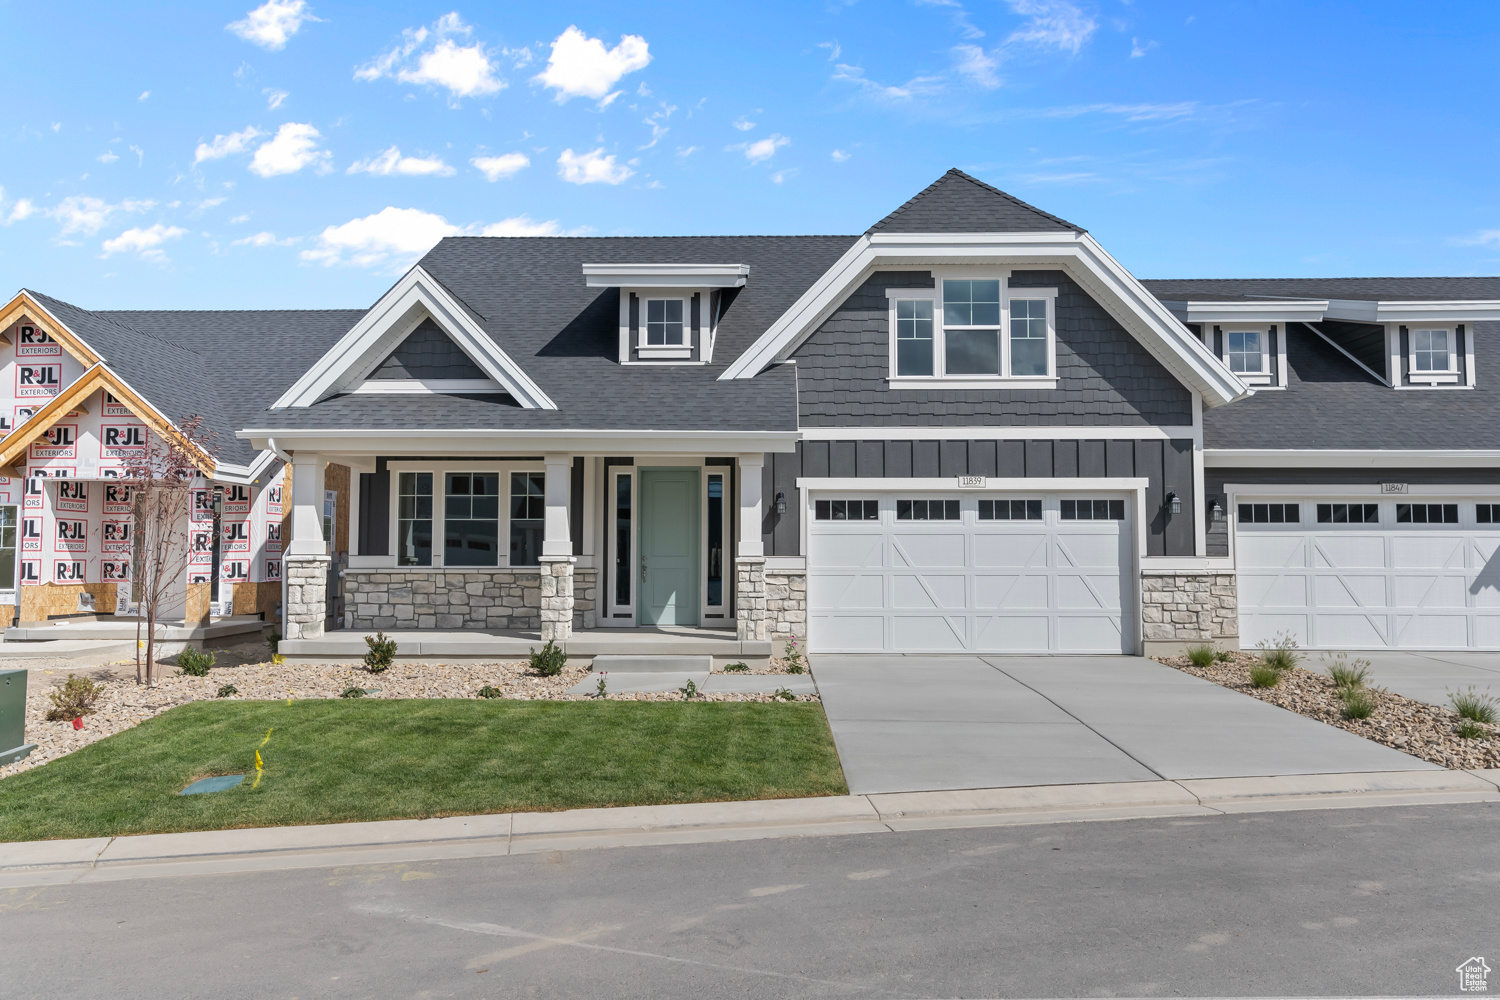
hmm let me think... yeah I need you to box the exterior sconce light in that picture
[774,491,787,515]
[1166,491,1182,515]
[1210,499,1225,522]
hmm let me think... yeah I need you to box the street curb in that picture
[1,768,1496,887]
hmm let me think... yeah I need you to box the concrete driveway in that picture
[1338,651,1500,711]
[814,655,1436,795]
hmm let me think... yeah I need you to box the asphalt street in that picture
[3,802,1497,999]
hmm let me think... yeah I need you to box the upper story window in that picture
[1412,328,1453,373]
[889,276,1057,387]
[1226,330,1265,374]
[645,299,685,347]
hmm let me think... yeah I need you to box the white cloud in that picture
[98,150,120,164]
[249,123,330,177]
[733,117,756,131]
[831,149,851,162]
[230,213,252,224]
[1038,101,1198,122]
[534,26,650,103]
[557,148,633,185]
[356,14,504,102]
[129,144,144,166]
[1452,230,1500,247]
[7,198,37,223]
[51,196,153,237]
[347,146,456,177]
[676,145,700,158]
[265,88,290,109]
[832,64,943,101]
[100,223,187,262]
[302,206,576,268]
[817,41,841,61]
[471,152,530,181]
[641,104,676,149]
[227,0,318,51]
[955,44,1002,88]
[1130,38,1157,58]
[138,91,150,101]
[233,231,298,247]
[193,126,264,166]
[732,133,790,164]
[770,168,795,185]
[1005,0,1097,55]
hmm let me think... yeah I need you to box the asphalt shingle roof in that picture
[1144,277,1500,302]
[868,169,1083,235]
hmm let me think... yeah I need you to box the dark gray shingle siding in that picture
[370,318,487,380]
[792,269,1194,427]
[869,169,1082,234]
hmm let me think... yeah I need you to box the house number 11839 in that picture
[957,476,987,488]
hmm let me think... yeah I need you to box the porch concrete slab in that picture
[813,656,1080,725]
[985,656,1439,781]
[4,617,264,643]
[1331,651,1500,710]
[0,639,135,661]
[565,671,708,695]
[281,627,772,661]
[700,675,817,695]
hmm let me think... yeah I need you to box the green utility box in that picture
[0,669,36,766]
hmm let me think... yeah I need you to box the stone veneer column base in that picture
[735,557,768,641]
[539,556,575,642]
[284,555,331,640]
[764,569,807,645]
[1140,571,1238,656]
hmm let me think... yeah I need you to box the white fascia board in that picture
[718,232,1250,408]
[798,476,1150,492]
[235,427,801,456]
[583,263,749,288]
[1161,300,1328,324]
[1205,448,1500,468]
[212,448,282,485]
[271,265,556,410]
[799,425,1198,440]
[1323,299,1500,324]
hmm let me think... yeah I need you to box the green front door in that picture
[639,468,699,626]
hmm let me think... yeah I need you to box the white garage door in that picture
[1237,499,1500,650]
[808,494,1133,654]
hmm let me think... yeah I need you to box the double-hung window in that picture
[890,278,1054,383]
[397,472,433,567]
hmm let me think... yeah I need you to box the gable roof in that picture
[868,169,1083,235]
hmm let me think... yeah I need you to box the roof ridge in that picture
[868,168,1083,234]
[29,290,211,361]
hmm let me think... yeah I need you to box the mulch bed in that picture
[1155,651,1500,770]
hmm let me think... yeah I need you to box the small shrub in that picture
[1324,654,1371,691]
[1213,648,1234,662]
[1340,688,1376,720]
[679,678,699,700]
[1257,631,1302,672]
[723,661,750,673]
[774,687,796,701]
[340,686,368,699]
[1249,665,1282,689]
[1456,719,1488,740]
[1450,687,1499,725]
[529,640,566,677]
[266,629,282,656]
[363,631,397,674]
[476,685,503,699]
[216,684,238,698]
[783,636,805,674]
[593,672,608,699]
[45,674,104,721]
[1185,644,1216,668]
[176,648,216,677]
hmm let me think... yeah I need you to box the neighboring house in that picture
[4,169,1499,654]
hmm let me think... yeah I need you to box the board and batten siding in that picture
[1204,466,1500,557]
[791,269,1195,427]
[763,438,1196,558]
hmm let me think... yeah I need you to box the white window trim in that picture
[1408,326,1459,383]
[1385,322,1472,389]
[884,273,1060,389]
[384,460,544,571]
[1217,324,1276,387]
[618,288,700,364]
[701,468,729,619]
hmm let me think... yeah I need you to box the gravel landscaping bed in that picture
[1156,651,1500,769]
[2,650,820,780]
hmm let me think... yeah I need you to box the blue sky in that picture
[4,1,1500,309]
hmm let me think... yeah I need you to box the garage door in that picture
[808,494,1133,654]
[1237,499,1500,649]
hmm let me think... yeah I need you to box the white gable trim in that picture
[718,231,1250,407]
[271,265,556,410]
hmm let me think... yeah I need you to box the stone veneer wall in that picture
[1141,572,1238,646]
[573,568,597,631]
[764,570,807,643]
[345,569,542,630]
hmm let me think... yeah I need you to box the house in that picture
[4,168,1499,657]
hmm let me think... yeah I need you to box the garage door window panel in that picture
[979,498,1042,520]
[815,499,879,521]
[1061,499,1125,520]
[1316,503,1379,524]
[897,499,960,521]
[1397,503,1458,524]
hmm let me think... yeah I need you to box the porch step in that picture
[590,654,713,674]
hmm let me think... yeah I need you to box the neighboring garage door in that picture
[1237,499,1500,650]
[808,493,1134,654]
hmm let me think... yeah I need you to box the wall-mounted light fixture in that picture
[1210,499,1225,522]
[1165,491,1182,516]
[774,491,787,515]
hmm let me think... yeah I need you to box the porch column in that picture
[735,454,768,641]
[284,451,329,640]
[538,454,574,642]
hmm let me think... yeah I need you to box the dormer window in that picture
[1412,328,1454,375]
[645,299,685,347]
[582,262,748,366]
[1210,324,1282,387]
[1227,330,1266,375]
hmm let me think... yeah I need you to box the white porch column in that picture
[735,454,767,641]
[538,454,575,642]
[284,452,330,640]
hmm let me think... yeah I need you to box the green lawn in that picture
[0,699,848,842]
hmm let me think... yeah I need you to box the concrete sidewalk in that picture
[2,768,1496,889]
[1347,650,1500,709]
